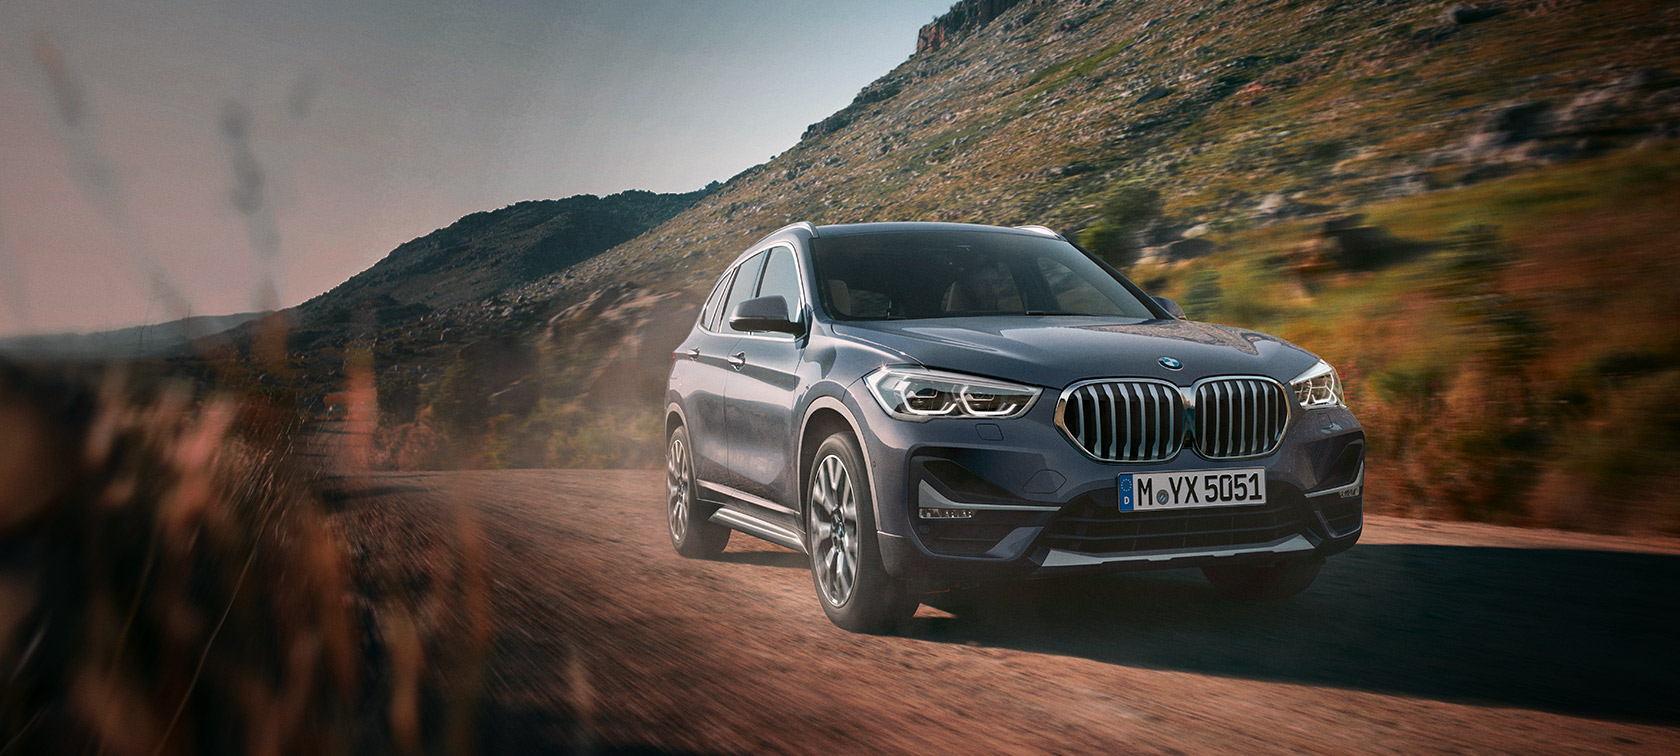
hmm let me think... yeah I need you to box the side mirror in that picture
[1152,296,1185,319]
[730,295,804,335]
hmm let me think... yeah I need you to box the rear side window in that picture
[753,246,802,322]
[699,269,734,331]
[721,251,767,334]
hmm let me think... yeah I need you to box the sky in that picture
[0,0,954,336]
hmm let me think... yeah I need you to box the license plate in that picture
[1118,469,1266,511]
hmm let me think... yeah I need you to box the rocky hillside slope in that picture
[524,0,1676,302]
[286,187,709,349]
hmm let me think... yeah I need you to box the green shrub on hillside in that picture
[1078,184,1162,268]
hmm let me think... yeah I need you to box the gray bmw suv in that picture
[664,222,1364,633]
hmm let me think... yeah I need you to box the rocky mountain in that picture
[291,188,709,338]
[0,311,269,360]
[149,187,708,419]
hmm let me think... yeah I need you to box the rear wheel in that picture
[806,432,918,633]
[1202,560,1321,600]
[667,425,729,558]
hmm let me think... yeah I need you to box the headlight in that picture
[864,367,1041,421]
[1290,359,1345,409]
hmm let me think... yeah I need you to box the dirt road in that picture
[322,467,1680,754]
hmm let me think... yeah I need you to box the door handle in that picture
[728,352,746,370]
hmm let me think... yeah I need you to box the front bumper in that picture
[843,381,1365,588]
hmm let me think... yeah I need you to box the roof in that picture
[811,221,1057,239]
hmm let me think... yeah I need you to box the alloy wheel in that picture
[809,453,861,606]
[667,434,691,541]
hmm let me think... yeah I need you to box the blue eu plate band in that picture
[1117,473,1134,511]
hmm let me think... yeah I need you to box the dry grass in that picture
[0,362,488,755]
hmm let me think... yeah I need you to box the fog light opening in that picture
[919,507,976,520]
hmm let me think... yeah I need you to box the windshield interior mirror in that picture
[730,295,803,335]
[1152,296,1186,319]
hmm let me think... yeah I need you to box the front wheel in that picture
[1202,560,1321,600]
[805,432,918,633]
[667,426,729,558]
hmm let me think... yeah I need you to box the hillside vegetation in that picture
[365,0,1678,533]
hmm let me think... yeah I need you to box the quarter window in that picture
[721,251,767,334]
[699,268,734,331]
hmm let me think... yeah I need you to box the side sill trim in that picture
[710,508,808,554]
[1037,533,1316,569]
[700,481,798,515]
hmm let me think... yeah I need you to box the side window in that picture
[754,246,802,323]
[721,251,767,334]
[699,269,734,331]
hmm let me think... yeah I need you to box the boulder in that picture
[1444,3,1504,25]
[1136,86,1174,105]
[1320,214,1366,234]
[1253,193,1327,220]
[1254,193,1289,215]
[1483,101,1553,143]
[1045,163,1099,178]
[1165,237,1217,261]
[1552,86,1634,134]
[1456,101,1553,163]
[1323,225,1434,270]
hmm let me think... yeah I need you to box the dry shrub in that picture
[1530,369,1680,533]
[0,361,484,754]
[375,409,456,471]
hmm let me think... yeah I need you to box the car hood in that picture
[833,316,1320,389]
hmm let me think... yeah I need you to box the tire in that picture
[667,425,729,558]
[1202,560,1322,600]
[805,432,919,633]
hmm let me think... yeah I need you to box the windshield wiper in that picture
[1023,310,1093,316]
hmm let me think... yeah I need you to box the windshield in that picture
[811,230,1160,321]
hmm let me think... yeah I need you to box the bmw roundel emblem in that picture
[1159,356,1183,370]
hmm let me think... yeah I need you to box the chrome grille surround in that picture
[1053,376,1291,463]
[1054,378,1186,463]
[1192,377,1290,460]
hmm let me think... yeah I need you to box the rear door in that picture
[683,253,762,486]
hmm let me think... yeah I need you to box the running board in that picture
[710,508,808,555]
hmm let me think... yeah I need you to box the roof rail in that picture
[746,221,820,252]
[1014,224,1063,239]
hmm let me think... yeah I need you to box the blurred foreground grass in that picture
[0,363,487,755]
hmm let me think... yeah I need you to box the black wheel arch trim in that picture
[798,395,884,527]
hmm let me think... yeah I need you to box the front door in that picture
[723,245,807,527]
